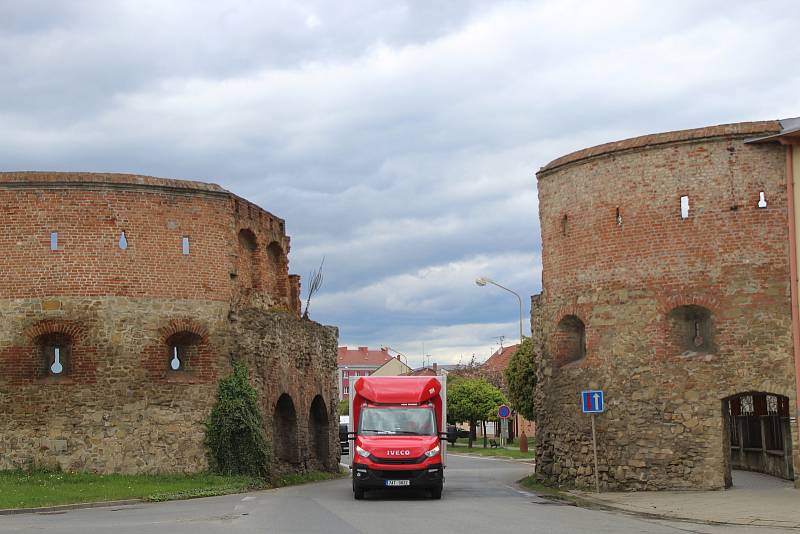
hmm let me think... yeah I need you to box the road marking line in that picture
[505,485,535,497]
[241,497,255,501]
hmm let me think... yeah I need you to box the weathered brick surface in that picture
[534,122,799,490]
[0,173,338,474]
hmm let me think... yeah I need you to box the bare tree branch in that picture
[302,256,325,319]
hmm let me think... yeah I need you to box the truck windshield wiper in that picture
[391,431,422,435]
[361,429,395,434]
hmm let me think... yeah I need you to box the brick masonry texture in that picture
[533,121,800,490]
[0,172,339,474]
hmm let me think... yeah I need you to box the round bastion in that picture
[0,172,339,475]
[533,121,800,490]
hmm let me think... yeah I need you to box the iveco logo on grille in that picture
[387,450,411,456]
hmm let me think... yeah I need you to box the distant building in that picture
[337,346,393,399]
[482,344,519,376]
[371,355,412,377]
[404,362,447,376]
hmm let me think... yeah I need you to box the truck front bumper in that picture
[352,463,444,489]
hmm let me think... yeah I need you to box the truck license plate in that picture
[385,480,410,487]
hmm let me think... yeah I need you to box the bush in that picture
[205,362,271,478]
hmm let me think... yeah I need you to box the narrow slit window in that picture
[39,334,71,377]
[119,231,128,250]
[758,191,767,208]
[51,346,64,374]
[182,237,190,255]
[50,232,58,251]
[170,345,182,370]
[680,195,690,219]
[561,214,568,236]
[615,207,622,226]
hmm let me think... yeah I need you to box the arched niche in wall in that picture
[266,241,286,301]
[37,332,72,378]
[555,315,586,366]
[165,331,201,372]
[667,304,716,356]
[273,393,300,464]
[237,229,259,290]
[308,395,330,466]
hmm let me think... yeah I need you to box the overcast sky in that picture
[2,1,799,367]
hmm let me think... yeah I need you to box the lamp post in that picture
[475,277,525,342]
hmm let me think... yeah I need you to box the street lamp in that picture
[475,277,525,342]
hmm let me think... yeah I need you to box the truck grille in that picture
[369,454,426,465]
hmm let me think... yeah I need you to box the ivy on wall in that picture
[205,362,271,478]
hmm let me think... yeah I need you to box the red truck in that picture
[348,375,447,500]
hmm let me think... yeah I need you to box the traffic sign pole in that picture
[498,405,511,447]
[581,390,604,493]
[591,414,599,493]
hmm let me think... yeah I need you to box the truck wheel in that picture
[353,481,365,500]
[430,484,442,500]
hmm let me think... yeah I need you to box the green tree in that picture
[205,362,271,478]
[504,337,536,421]
[447,377,507,448]
[338,398,349,416]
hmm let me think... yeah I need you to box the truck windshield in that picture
[359,406,436,436]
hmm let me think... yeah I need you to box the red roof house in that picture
[337,346,393,399]
[482,344,520,374]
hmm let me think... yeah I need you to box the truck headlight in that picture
[424,444,440,458]
[355,445,370,458]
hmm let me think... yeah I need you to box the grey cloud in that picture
[2,0,799,361]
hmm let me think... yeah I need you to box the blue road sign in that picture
[498,404,511,419]
[581,390,604,413]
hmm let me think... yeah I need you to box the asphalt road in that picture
[0,454,791,533]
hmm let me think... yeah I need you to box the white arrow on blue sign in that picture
[581,390,604,413]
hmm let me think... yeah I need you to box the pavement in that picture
[0,457,795,533]
[572,470,800,529]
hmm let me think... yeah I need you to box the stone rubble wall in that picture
[0,297,228,473]
[0,298,340,474]
[233,307,340,474]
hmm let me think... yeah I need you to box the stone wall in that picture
[533,122,800,490]
[0,172,338,474]
[233,308,340,474]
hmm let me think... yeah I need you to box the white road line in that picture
[505,484,535,497]
[241,496,256,501]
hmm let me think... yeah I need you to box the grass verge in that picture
[449,441,535,460]
[518,475,582,504]
[0,468,347,510]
